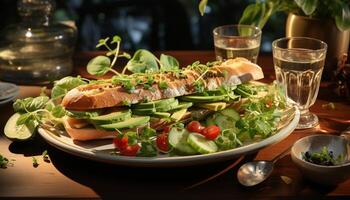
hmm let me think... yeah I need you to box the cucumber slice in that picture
[214,114,236,130]
[156,100,179,112]
[132,108,157,115]
[4,113,36,141]
[89,110,131,125]
[181,95,229,102]
[132,98,176,109]
[220,108,240,121]
[187,133,218,154]
[151,112,171,118]
[98,116,150,131]
[168,102,193,112]
[168,128,197,155]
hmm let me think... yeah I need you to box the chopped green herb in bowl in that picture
[302,146,344,166]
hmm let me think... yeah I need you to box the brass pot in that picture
[286,13,350,79]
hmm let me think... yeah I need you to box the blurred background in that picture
[0,0,286,53]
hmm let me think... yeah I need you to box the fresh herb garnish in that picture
[32,157,39,168]
[302,146,344,166]
[42,150,50,163]
[0,154,11,169]
[158,81,169,90]
[87,35,130,77]
[235,83,285,139]
[215,129,242,150]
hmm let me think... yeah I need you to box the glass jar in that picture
[0,0,76,84]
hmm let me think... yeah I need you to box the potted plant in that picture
[199,0,350,78]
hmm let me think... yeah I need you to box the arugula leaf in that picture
[87,55,111,76]
[138,141,157,157]
[140,127,156,141]
[125,132,138,145]
[160,54,179,71]
[51,76,86,99]
[126,49,159,73]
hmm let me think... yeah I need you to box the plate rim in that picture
[38,106,300,167]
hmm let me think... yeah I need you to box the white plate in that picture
[38,106,300,167]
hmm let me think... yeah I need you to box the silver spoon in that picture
[237,147,291,186]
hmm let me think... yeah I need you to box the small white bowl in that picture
[291,134,350,185]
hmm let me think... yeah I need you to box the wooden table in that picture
[0,51,349,199]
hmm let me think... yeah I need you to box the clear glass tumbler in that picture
[272,37,327,129]
[213,24,261,63]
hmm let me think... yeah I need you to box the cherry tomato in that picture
[187,121,205,133]
[201,125,221,140]
[120,144,140,156]
[156,132,169,152]
[113,134,128,150]
[163,126,171,133]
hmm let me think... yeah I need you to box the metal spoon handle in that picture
[272,147,291,164]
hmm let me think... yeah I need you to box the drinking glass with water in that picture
[213,25,261,63]
[272,37,327,129]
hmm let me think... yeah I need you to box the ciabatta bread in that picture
[62,58,263,110]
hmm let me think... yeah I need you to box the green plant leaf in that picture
[96,37,109,48]
[294,0,318,15]
[111,35,121,44]
[160,54,179,71]
[16,113,33,125]
[51,105,66,118]
[126,49,159,73]
[199,0,208,16]
[335,4,350,31]
[13,96,50,113]
[122,52,131,59]
[239,3,264,27]
[87,55,111,76]
[51,76,86,99]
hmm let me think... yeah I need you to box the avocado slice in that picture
[180,95,230,102]
[195,102,227,111]
[132,107,156,116]
[170,108,188,122]
[89,110,131,125]
[98,116,150,131]
[132,98,176,109]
